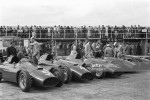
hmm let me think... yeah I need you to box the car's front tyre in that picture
[51,67,65,87]
[95,70,106,79]
[60,66,72,84]
[18,71,31,92]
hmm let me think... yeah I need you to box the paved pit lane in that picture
[0,71,150,100]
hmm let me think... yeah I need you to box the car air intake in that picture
[43,77,58,87]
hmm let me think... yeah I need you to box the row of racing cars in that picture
[0,53,150,92]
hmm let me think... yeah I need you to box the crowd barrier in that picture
[0,28,150,39]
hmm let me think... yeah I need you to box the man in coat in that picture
[6,41,19,63]
[84,41,93,58]
[6,41,17,57]
[104,43,114,57]
[30,37,40,65]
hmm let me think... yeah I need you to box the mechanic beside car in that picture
[30,37,40,65]
[6,41,19,63]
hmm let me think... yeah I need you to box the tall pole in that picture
[6,27,7,36]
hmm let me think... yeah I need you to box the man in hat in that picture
[30,37,40,65]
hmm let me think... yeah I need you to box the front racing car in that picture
[0,56,62,92]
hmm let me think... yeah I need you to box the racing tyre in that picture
[60,66,72,84]
[51,67,65,87]
[85,65,94,80]
[95,70,106,79]
[0,72,2,82]
[18,71,31,92]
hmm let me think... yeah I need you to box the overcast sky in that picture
[0,0,150,26]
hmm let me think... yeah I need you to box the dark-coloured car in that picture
[0,56,65,92]
[57,53,123,79]
[39,54,94,83]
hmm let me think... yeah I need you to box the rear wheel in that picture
[51,67,65,87]
[18,71,31,92]
[60,66,72,83]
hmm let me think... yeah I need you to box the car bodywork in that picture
[39,54,94,82]
[0,56,64,92]
[124,55,150,71]
[103,57,137,72]
[57,53,124,78]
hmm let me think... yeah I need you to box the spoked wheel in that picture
[52,67,65,87]
[60,66,72,83]
[95,69,106,79]
[18,71,31,92]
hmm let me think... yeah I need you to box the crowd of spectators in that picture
[0,25,150,39]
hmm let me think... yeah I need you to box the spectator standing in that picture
[136,42,142,55]
[105,26,109,38]
[104,43,114,57]
[26,45,33,62]
[6,41,17,57]
[84,41,93,58]
[76,40,83,59]
[30,37,40,65]
[47,27,51,38]
[87,26,91,39]
[0,50,4,63]
[16,42,26,60]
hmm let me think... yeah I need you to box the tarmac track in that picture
[0,70,150,100]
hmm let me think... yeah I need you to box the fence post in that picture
[146,29,148,39]
[64,29,66,38]
[6,27,7,36]
[29,29,30,39]
[40,29,41,38]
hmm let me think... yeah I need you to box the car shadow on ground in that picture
[29,80,91,93]
[0,80,19,87]
[123,70,147,74]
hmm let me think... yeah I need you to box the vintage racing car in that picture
[56,51,125,79]
[0,56,65,92]
[124,55,150,71]
[39,53,94,83]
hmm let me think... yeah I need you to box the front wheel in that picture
[18,71,31,92]
[95,69,106,79]
[60,66,72,84]
[51,67,65,87]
